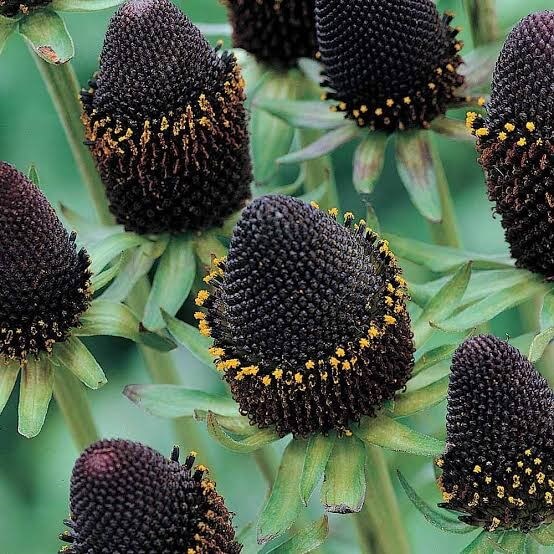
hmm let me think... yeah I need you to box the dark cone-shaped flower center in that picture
[467,11,554,278]
[197,195,414,437]
[0,0,50,17]
[59,439,241,554]
[223,0,317,69]
[438,335,554,532]
[82,0,252,235]
[0,162,91,362]
[315,0,465,131]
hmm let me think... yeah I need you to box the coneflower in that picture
[437,335,554,533]
[0,162,91,362]
[82,0,252,235]
[222,0,317,69]
[315,0,467,132]
[59,439,241,553]
[0,0,50,17]
[195,194,414,437]
[467,11,554,278]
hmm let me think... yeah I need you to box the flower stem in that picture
[463,0,500,47]
[32,55,113,226]
[356,446,411,554]
[53,366,99,451]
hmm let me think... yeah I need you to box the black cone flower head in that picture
[438,335,554,533]
[467,11,554,278]
[0,162,91,362]
[196,195,414,437]
[0,0,50,17]
[315,0,466,132]
[223,0,317,69]
[59,439,241,554]
[82,0,252,235]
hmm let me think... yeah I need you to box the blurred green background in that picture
[0,0,551,552]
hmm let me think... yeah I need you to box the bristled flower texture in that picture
[315,0,468,132]
[81,0,252,235]
[0,162,91,363]
[0,0,50,17]
[196,194,415,437]
[467,11,554,278]
[437,335,554,533]
[222,0,317,69]
[59,439,241,554]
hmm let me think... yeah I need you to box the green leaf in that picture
[396,131,441,223]
[88,232,146,275]
[355,414,445,457]
[0,360,20,415]
[531,524,554,546]
[386,233,513,273]
[206,411,280,453]
[18,357,53,438]
[162,311,214,368]
[300,434,336,505]
[267,516,329,554]
[461,531,498,554]
[278,125,359,165]
[413,343,457,376]
[60,203,124,245]
[124,385,239,419]
[436,280,547,333]
[143,235,196,331]
[413,262,472,348]
[431,117,475,142]
[27,164,40,185]
[194,410,254,436]
[501,531,527,553]
[353,133,388,196]
[397,471,474,534]
[51,0,123,10]
[393,375,449,417]
[194,233,227,268]
[236,522,258,554]
[258,438,307,544]
[0,15,16,55]
[529,328,554,363]
[89,255,124,292]
[540,290,554,330]
[19,9,74,64]
[52,337,107,390]
[322,436,366,513]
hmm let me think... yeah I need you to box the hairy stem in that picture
[33,55,113,225]
[53,366,99,451]
[463,0,500,47]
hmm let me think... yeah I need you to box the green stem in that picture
[53,366,99,451]
[356,446,411,554]
[463,0,500,47]
[32,55,113,225]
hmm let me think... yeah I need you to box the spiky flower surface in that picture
[60,439,241,554]
[467,11,554,278]
[223,0,317,69]
[82,0,252,235]
[438,335,554,533]
[0,162,91,362]
[315,0,465,131]
[0,0,50,17]
[196,195,414,437]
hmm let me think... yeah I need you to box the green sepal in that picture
[396,131,441,223]
[18,356,54,438]
[322,436,366,513]
[19,8,74,64]
[194,410,254,436]
[162,311,214,369]
[353,133,388,196]
[540,290,554,329]
[461,531,500,554]
[266,516,329,554]
[397,471,474,534]
[51,0,124,11]
[300,433,336,505]
[393,375,449,417]
[206,411,280,453]
[278,125,359,165]
[460,42,500,92]
[412,343,457,376]
[27,164,40,185]
[500,531,527,554]
[431,117,475,142]
[529,328,554,363]
[413,262,472,348]
[195,22,232,37]
[354,414,445,457]
[88,231,147,275]
[0,14,16,55]
[123,385,238,419]
[51,336,107,390]
[258,438,307,544]
[60,203,123,245]
[531,524,554,546]
[193,233,227,268]
[143,234,195,331]
[89,255,124,293]
[0,360,20,415]
[297,57,324,86]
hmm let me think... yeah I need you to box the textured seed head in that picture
[315,0,466,131]
[0,0,50,17]
[0,162,91,362]
[467,11,554,278]
[197,195,414,437]
[82,0,252,235]
[223,0,317,69]
[59,439,241,553]
[438,335,554,532]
